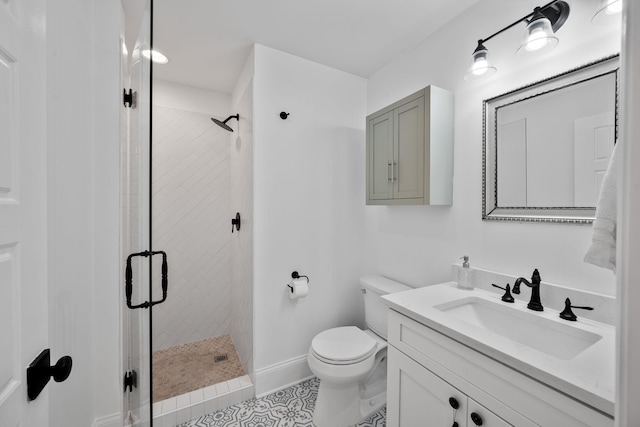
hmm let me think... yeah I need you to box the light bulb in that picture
[465,42,496,81]
[472,59,489,76]
[525,27,549,51]
[516,15,558,56]
[593,0,622,25]
[606,0,622,14]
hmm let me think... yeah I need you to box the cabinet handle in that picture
[392,162,397,181]
[470,412,483,426]
[388,162,392,182]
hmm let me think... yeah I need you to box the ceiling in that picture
[143,0,479,94]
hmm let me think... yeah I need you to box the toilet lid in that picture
[311,326,377,364]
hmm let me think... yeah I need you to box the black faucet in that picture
[513,269,544,311]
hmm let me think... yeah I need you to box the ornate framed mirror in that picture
[482,54,619,224]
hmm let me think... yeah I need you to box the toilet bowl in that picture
[307,276,410,427]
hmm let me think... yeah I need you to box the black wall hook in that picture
[280,112,290,120]
[231,212,241,233]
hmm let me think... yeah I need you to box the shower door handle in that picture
[125,250,168,309]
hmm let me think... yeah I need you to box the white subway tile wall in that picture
[151,105,232,351]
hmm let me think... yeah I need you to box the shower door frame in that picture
[122,0,159,424]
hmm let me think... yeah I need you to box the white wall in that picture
[252,45,367,393]
[151,81,233,351]
[153,80,230,116]
[365,0,620,296]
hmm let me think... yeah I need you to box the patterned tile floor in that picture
[153,335,247,401]
[179,377,385,427]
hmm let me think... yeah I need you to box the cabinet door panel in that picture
[368,112,394,200]
[387,346,466,427]
[394,97,424,199]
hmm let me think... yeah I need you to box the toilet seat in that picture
[310,326,377,365]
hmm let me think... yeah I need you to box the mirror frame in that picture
[482,54,620,224]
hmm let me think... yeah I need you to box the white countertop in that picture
[382,282,615,416]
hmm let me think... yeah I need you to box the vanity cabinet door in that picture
[393,96,425,200]
[387,346,467,427]
[367,111,394,201]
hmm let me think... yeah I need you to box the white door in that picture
[574,112,615,207]
[0,0,50,425]
[497,118,528,207]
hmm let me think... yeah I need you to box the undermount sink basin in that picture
[435,297,602,360]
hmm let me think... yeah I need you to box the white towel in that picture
[584,142,619,272]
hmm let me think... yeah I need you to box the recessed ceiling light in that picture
[142,49,169,64]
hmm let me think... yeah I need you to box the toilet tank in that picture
[360,275,411,339]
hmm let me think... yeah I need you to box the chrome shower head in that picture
[211,114,239,132]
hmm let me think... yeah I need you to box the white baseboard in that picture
[93,412,122,427]
[254,354,313,397]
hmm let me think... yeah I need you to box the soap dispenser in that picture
[458,255,475,290]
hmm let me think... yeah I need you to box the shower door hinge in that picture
[123,89,136,108]
[124,370,137,393]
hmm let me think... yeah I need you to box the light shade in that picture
[592,0,622,25]
[465,41,497,81]
[142,49,169,64]
[516,10,558,55]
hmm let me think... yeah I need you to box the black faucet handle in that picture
[531,268,541,285]
[559,297,594,321]
[491,283,515,303]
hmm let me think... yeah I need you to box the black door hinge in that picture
[123,89,136,108]
[124,370,137,393]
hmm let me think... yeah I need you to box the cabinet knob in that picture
[470,412,483,426]
[449,397,460,410]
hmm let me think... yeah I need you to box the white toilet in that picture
[307,275,411,427]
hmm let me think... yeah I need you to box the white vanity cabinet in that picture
[366,85,453,205]
[386,309,614,427]
[388,346,517,426]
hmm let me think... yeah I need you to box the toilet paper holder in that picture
[287,271,309,291]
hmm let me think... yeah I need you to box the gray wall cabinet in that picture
[366,85,453,205]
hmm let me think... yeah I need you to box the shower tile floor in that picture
[153,335,247,402]
[179,377,386,427]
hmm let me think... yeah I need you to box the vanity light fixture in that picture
[464,0,570,81]
[592,0,622,25]
[516,7,559,55]
[466,41,497,80]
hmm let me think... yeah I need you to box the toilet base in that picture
[312,380,386,427]
[308,329,389,427]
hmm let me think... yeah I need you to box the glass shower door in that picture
[122,0,153,424]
